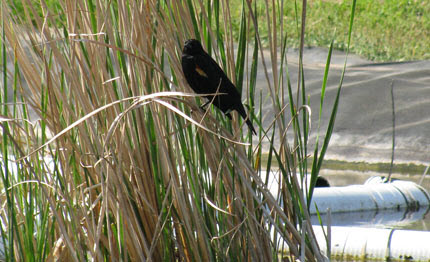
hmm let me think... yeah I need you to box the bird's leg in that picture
[225,109,233,119]
[200,100,211,110]
[190,101,209,115]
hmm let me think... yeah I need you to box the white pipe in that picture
[311,206,428,227]
[310,181,430,214]
[313,226,430,261]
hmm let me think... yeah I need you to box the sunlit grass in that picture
[229,0,430,62]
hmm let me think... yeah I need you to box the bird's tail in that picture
[245,118,257,135]
[236,105,256,135]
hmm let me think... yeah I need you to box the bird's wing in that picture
[182,54,213,94]
[195,53,239,96]
[193,60,209,78]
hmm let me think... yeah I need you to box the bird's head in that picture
[183,39,204,55]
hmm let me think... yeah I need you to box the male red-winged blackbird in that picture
[181,39,257,135]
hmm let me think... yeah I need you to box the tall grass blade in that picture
[316,0,357,174]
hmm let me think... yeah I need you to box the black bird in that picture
[181,39,256,135]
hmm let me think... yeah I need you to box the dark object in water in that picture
[315,176,330,187]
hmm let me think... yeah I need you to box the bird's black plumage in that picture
[181,39,256,135]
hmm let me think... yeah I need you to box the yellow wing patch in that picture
[195,65,208,78]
